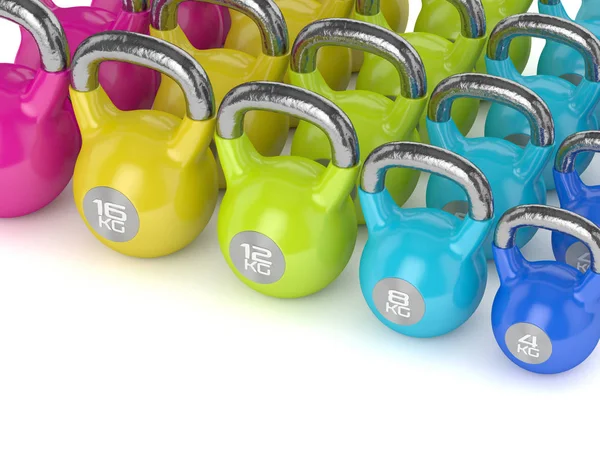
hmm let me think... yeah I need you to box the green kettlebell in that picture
[415,0,533,74]
[215,82,360,299]
[289,18,428,223]
[354,0,487,142]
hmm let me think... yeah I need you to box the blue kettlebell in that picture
[538,1,600,126]
[426,73,555,259]
[578,0,600,21]
[484,13,600,190]
[359,141,494,338]
[553,131,600,273]
[492,204,600,374]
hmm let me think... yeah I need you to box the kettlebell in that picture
[578,0,599,20]
[70,31,218,258]
[354,0,487,143]
[16,0,160,112]
[426,73,555,259]
[485,13,600,190]
[215,82,360,298]
[0,0,80,218]
[92,0,231,49]
[224,0,353,92]
[538,1,600,126]
[492,204,600,374]
[151,0,290,189]
[553,131,600,274]
[415,0,533,74]
[289,19,427,224]
[350,0,410,72]
[359,141,494,338]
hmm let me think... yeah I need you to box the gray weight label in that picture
[372,278,425,326]
[443,200,468,220]
[565,242,591,274]
[229,231,285,284]
[560,73,583,86]
[505,323,552,365]
[505,133,530,149]
[83,187,139,242]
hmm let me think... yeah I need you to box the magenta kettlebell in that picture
[92,0,231,49]
[16,0,160,111]
[0,0,81,217]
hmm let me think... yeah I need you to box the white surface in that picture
[0,1,597,449]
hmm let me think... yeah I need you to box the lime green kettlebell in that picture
[289,18,428,223]
[215,82,360,298]
[354,0,487,142]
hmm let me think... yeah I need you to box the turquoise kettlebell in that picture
[538,1,600,126]
[578,0,600,20]
[485,13,600,190]
[359,141,494,338]
[426,73,555,259]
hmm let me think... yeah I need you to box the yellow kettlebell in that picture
[150,0,291,188]
[70,31,218,258]
[224,0,354,92]
[351,0,410,72]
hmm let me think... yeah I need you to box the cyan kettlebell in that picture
[359,141,494,338]
[538,1,600,126]
[289,18,428,224]
[553,131,600,274]
[426,73,555,259]
[493,205,600,374]
[354,0,487,142]
[215,82,360,299]
[485,13,600,190]
[578,0,600,21]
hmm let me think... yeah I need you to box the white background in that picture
[0,1,597,449]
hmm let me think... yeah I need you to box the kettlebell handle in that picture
[555,131,600,173]
[495,205,600,273]
[291,19,426,100]
[122,0,148,12]
[151,0,288,57]
[360,142,494,222]
[71,31,214,121]
[0,0,68,73]
[217,82,359,169]
[488,13,600,83]
[355,0,486,39]
[428,73,555,148]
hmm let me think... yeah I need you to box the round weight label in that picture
[443,200,469,220]
[372,278,425,326]
[83,187,139,242]
[505,323,552,365]
[565,241,591,274]
[229,231,285,284]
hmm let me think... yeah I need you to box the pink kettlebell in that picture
[16,0,160,111]
[0,0,81,218]
[92,0,231,49]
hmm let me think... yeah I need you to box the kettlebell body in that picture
[359,142,494,337]
[92,0,231,49]
[415,0,533,74]
[70,32,218,258]
[485,14,600,190]
[0,0,80,218]
[225,0,353,91]
[538,1,600,125]
[426,74,555,259]
[354,0,487,142]
[151,0,290,188]
[16,0,159,112]
[553,132,600,274]
[216,82,360,298]
[289,19,428,223]
[350,0,410,72]
[492,205,600,374]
